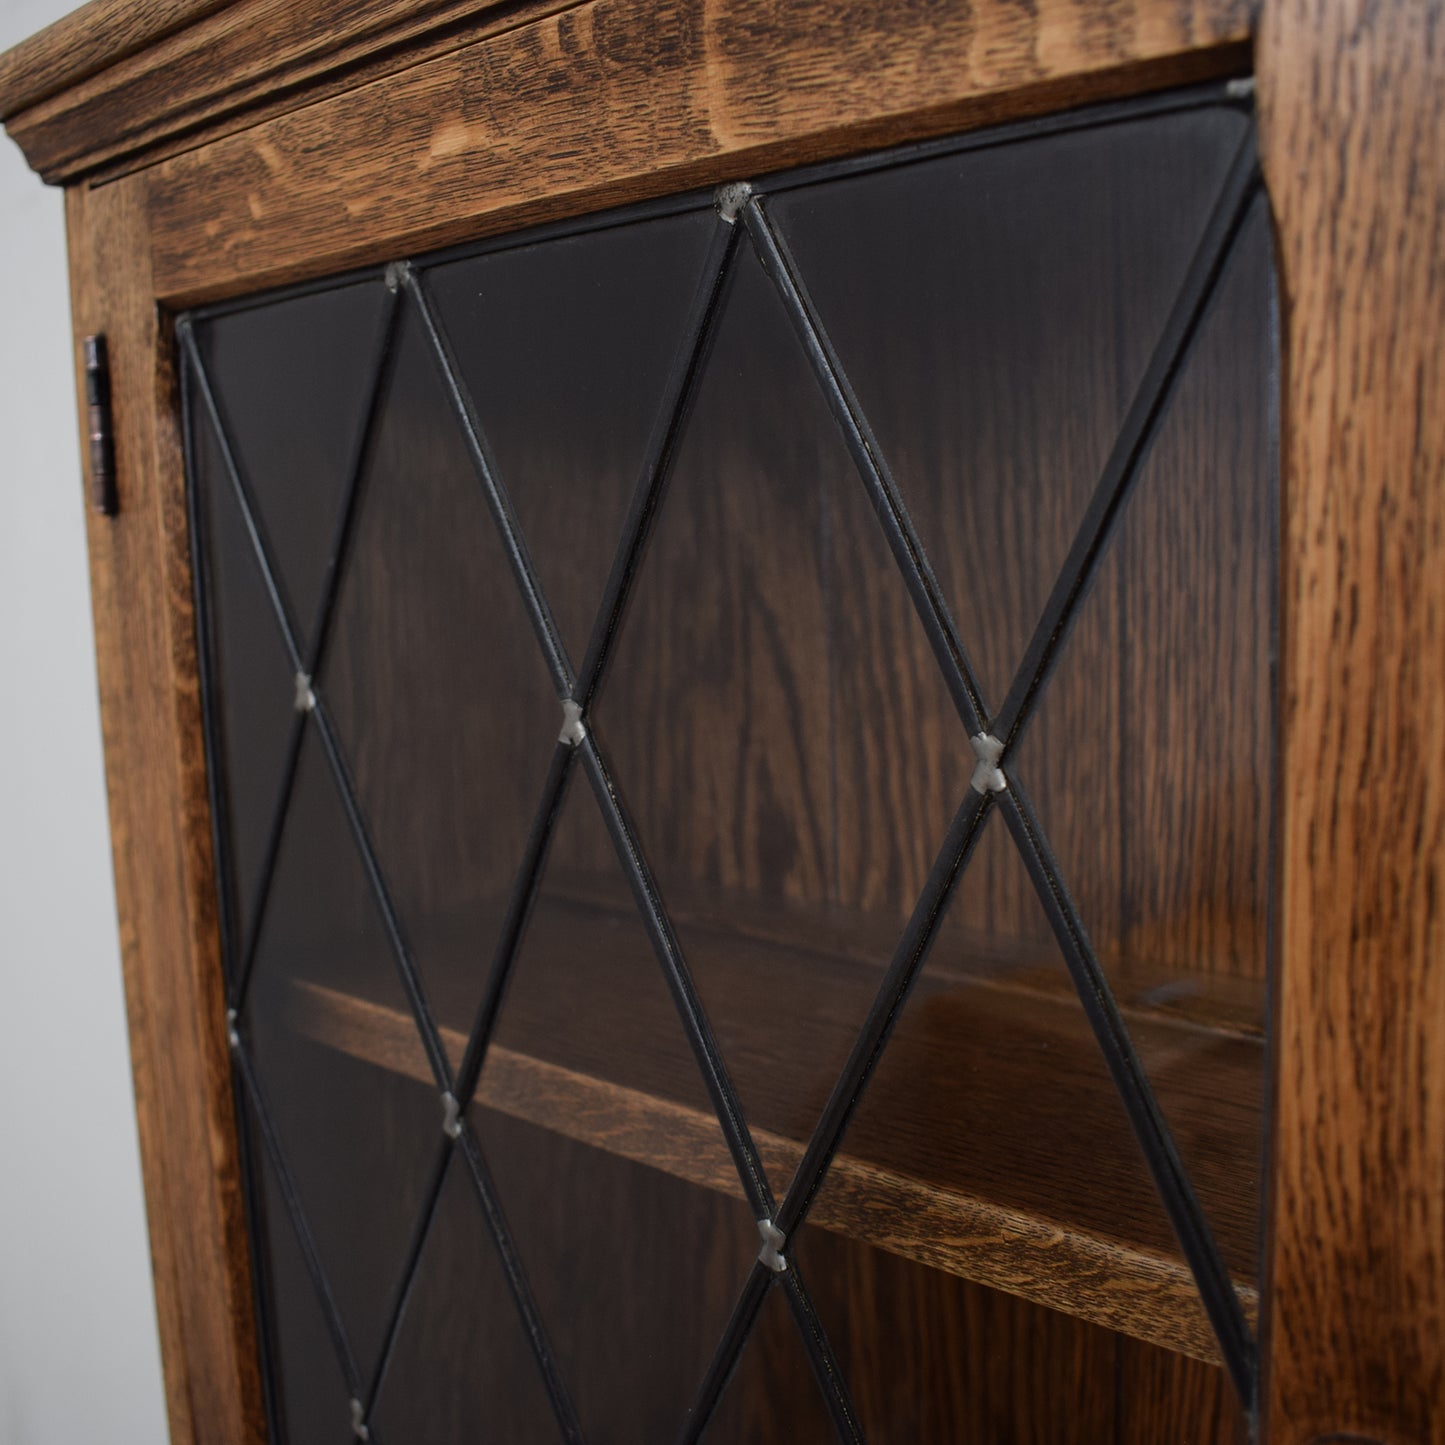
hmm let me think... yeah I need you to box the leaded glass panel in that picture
[186,81,1275,1443]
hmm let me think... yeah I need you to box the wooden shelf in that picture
[277,883,1263,1364]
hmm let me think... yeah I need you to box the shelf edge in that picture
[286,977,1252,1362]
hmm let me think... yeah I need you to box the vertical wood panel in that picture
[800,1229,1120,1445]
[1259,0,1445,1440]
[65,177,266,1445]
[600,242,837,911]
[1118,198,1274,991]
[1116,1337,1247,1445]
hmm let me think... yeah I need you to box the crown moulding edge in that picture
[0,0,579,186]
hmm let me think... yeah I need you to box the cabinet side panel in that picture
[65,177,266,1445]
[1259,1,1445,1440]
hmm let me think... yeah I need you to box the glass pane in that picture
[369,1147,564,1445]
[704,1285,838,1443]
[426,209,718,665]
[240,1094,355,1445]
[791,1229,1121,1444]
[600,236,967,1199]
[1012,194,1275,1294]
[471,772,759,1444]
[186,88,1276,1445]
[195,280,392,651]
[792,813,1226,1353]
[191,410,299,970]
[1115,1342,1248,1445]
[765,104,1249,707]
[320,305,561,1070]
[241,721,439,1380]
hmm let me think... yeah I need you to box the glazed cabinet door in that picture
[3,0,1438,1441]
[182,83,1273,1445]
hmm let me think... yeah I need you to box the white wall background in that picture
[0,1,171,1441]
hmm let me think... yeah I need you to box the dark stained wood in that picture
[1115,1334,1247,1445]
[805,1228,1121,1443]
[557,873,1267,1040]
[801,1228,1124,1445]
[5,0,591,186]
[172,119,1275,1383]
[707,1279,843,1440]
[1257,0,1445,1441]
[64,175,266,1445]
[1114,192,1275,994]
[801,1228,1247,1444]
[471,1110,764,1444]
[278,878,1262,1362]
[410,1099,1246,1445]
[0,0,1247,191]
[583,149,1274,1030]
[267,1044,1245,1444]
[769,120,1275,997]
[597,243,838,914]
[0,0,234,116]
[16,0,1443,1435]
[136,0,1252,306]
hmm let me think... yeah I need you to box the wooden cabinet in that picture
[1,3,1440,1442]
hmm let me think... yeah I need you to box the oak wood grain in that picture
[138,0,1251,306]
[1115,194,1275,992]
[803,1226,1243,1444]
[19,0,1439,1433]
[706,1279,845,1441]
[0,0,234,116]
[5,0,590,186]
[1115,1334,1247,1445]
[454,1106,1247,1445]
[799,1227,1124,1445]
[276,874,1264,1362]
[65,176,266,1445]
[356,1074,1251,1444]
[1258,0,1445,1440]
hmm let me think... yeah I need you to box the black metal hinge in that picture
[84,334,118,517]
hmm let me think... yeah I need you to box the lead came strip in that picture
[678,103,1264,1433]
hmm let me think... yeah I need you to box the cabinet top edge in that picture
[0,0,581,186]
[0,0,234,120]
[0,0,1253,189]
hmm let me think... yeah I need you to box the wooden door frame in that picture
[5,0,1442,1440]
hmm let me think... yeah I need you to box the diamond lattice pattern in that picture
[185,90,1274,1445]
